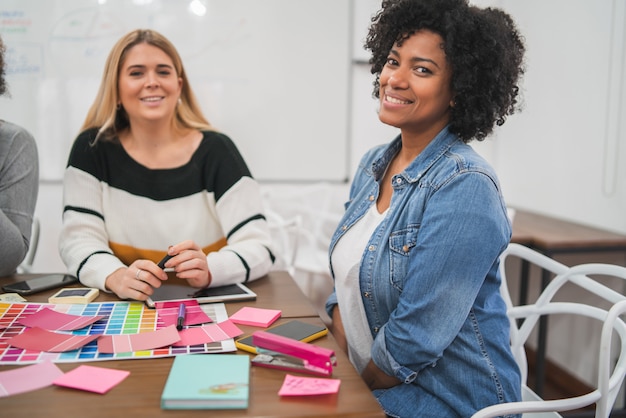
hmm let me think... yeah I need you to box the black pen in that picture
[158,254,174,269]
[176,303,186,331]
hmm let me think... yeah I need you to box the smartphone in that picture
[2,274,79,296]
[235,320,328,354]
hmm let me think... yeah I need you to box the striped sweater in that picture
[59,128,275,291]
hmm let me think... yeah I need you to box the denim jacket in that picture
[326,127,521,417]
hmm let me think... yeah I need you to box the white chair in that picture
[266,209,302,276]
[472,243,626,418]
[17,217,40,273]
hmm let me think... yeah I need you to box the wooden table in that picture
[0,271,385,418]
[510,208,626,401]
[511,209,626,254]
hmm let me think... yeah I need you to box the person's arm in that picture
[361,359,402,390]
[328,305,348,354]
[201,135,274,287]
[0,125,38,276]
[206,177,274,287]
[58,132,144,295]
[328,291,398,388]
[0,209,25,275]
[60,161,170,300]
[59,150,120,290]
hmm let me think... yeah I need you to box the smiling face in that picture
[378,30,454,142]
[117,42,182,127]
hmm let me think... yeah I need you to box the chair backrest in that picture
[472,243,626,418]
[265,210,302,276]
[17,217,40,274]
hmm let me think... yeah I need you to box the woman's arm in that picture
[0,125,38,276]
[329,305,348,354]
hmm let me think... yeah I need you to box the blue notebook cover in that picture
[161,354,250,409]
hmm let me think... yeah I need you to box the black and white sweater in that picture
[60,128,275,291]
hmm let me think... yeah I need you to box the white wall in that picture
[0,0,353,183]
[26,0,626,265]
[478,0,626,235]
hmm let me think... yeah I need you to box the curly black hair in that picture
[366,0,525,142]
[0,36,7,97]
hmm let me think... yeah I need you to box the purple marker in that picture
[176,303,186,331]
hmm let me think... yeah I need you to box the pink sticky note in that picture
[229,306,281,328]
[53,365,130,394]
[0,361,64,397]
[278,374,341,396]
[97,325,180,354]
[18,307,105,331]
[8,327,100,352]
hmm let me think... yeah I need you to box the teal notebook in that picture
[161,354,250,410]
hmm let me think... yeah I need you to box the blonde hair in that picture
[82,29,212,142]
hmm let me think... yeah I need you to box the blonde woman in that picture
[60,29,274,300]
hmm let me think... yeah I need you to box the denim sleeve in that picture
[370,170,511,380]
[325,290,338,319]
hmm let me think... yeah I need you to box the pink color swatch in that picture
[97,325,180,354]
[173,319,243,346]
[18,307,105,331]
[8,327,100,352]
[156,300,212,328]
[0,361,64,397]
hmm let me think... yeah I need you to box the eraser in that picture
[0,293,27,302]
[49,288,99,304]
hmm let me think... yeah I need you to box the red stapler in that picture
[251,330,336,376]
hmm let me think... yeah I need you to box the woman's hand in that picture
[162,240,211,288]
[361,359,401,390]
[105,261,168,301]
[329,305,348,354]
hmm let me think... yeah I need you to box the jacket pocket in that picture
[388,225,418,290]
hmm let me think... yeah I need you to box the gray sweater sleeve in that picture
[0,121,39,276]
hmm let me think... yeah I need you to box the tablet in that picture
[145,283,256,308]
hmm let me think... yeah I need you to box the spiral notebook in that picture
[161,354,250,409]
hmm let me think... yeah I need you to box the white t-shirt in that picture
[331,203,387,373]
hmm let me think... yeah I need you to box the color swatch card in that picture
[0,302,235,365]
[161,354,250,409]
[229,307,281,328]
[173,320,243,347]
[8,326,99,352]
[156,300,212,328]
[97,325,181,354]
[0,361,64,397]
[17,307,105,331]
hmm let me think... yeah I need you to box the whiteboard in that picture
[0,0,352,182]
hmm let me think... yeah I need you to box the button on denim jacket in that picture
[326,127,521,417]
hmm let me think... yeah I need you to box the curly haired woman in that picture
[325,0,526,416]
